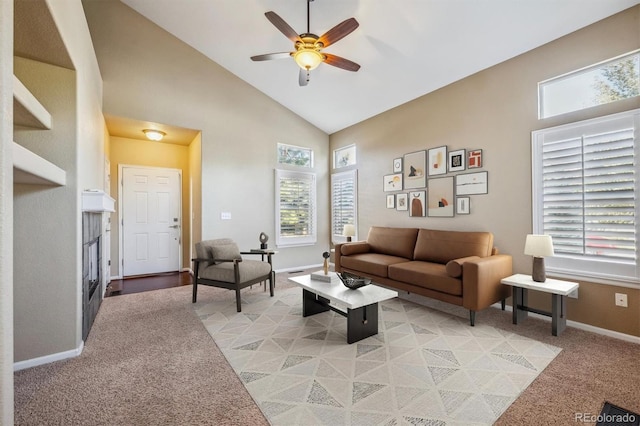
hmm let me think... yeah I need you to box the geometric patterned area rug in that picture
[196,286,561,425]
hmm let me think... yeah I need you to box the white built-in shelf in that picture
[13,75,52,129]
[13,142,66,186]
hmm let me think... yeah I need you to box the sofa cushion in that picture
[341,242,370,256]
[200,259,271,283]
[389,261,462,296]
[413,229,494,264]
[367,226,419,259]
[196,239,242,265]
[340,253,409,278]
[445,256,481,278]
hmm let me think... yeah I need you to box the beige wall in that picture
[188,133,202,265]
[108,136,194,276]
[12,0,105,366]
[330,6,640,337]
[0,0,13,421]
[84,0,330,271]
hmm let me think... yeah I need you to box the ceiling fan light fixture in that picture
[293,48,323,71]
[143,129,166,141]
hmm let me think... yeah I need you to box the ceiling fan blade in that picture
[265,11,302,43]
[251,52,291,61]
[317,18,359,48]
[299,68,309,86]
[324,54,360,72]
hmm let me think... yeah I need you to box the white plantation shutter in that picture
[532,109,640,284]
[331,170,358,243]
[275,169,316,247]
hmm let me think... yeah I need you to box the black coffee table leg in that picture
[347,302,378,344]
[302,289,330,317]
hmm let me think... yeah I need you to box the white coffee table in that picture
[288,273,398,344]
[501,273,579,336]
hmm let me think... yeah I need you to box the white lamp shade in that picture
[342,224,356,237]
[524,234,554,257]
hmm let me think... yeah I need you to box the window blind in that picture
[331,170,357,242]
[275,169,316,246]
[541,129,636,262]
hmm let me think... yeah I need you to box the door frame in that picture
[118,164,183,277]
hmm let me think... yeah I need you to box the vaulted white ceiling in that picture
[122,0,640,134]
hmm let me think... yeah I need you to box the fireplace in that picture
[82,190,114,340]
[83,212,103,340]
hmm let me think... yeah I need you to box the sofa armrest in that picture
[334,242,371,272]
[461,254,513,311]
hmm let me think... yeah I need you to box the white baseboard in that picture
[14,341,84,372]
[491,302,640,344]
[275,264,323,274]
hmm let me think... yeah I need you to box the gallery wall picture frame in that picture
[427,176,455,217]
[403,150,426,189]
[409,191,426,217]
[468,149,483,169]
[456,171,488,195]
[386,194,395,209]
[448,149,466,172]
[333,144,357,169]
[383,173,403,192]
[396,193,408,211]
[393,157,402,173]
[456,197,470,215]
[428,146,447,176]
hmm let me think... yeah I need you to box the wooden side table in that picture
[501,273,579,336]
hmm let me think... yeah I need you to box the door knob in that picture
[169,225,180,229]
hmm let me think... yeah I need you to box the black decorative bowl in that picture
[337,272,371,290]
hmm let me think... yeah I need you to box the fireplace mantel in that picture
[82,190,115,213]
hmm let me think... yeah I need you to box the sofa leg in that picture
[501,298,506,311]
[469,310,476,326]
[235,288,242,312]
[192,282,197,303]
[269,272,275,297]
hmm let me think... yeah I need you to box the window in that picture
[333,144,357,169]
[277,143,314,168]
[331,170,358,243]
[532,109,640,285]
[275,169,316,247]
[539,50,639,119]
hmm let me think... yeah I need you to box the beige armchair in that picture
[192,238,274,312]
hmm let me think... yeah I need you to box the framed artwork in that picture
[333,144,356,169]
[383,173,403,192]
[456,197,470,215]
[403,151,426,189]
[468,149,483,169]
[448,149,466,172]
[393,157,403,173]
[428,146,447,176]
[456,171,488,195]
[386,194,395,209]
[427,177,455,217]
[396,193,408,211]
[409,191,426,217]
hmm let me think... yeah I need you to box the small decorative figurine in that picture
[322,251,330,275]
[259,232,269,249]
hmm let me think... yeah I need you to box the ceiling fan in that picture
[250,0,360,86]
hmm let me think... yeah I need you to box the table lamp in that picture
[524,234,554,282]
[343,224,356,242]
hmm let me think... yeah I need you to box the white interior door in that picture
[122,166,181,276]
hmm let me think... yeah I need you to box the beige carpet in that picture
[14,271,640,425]
[14,284,269,426]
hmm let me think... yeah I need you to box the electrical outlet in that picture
[220,212,232,220]
[615,293,628,307]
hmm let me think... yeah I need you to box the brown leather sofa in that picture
[335,226,512,325]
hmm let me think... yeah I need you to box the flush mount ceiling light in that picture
[143,129,166,141]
